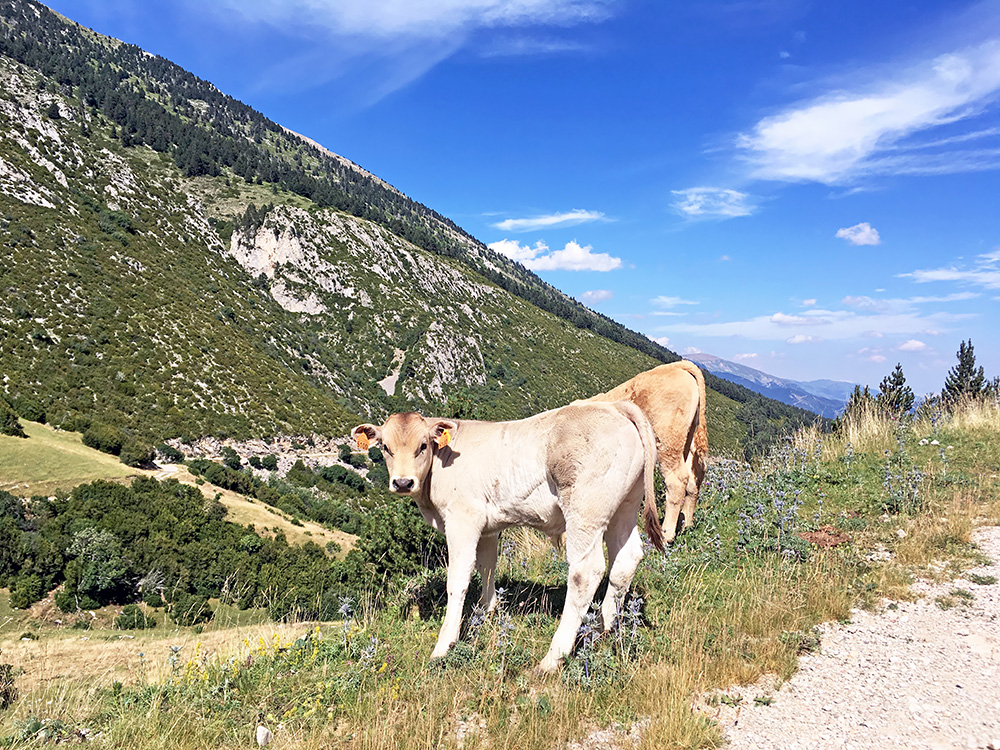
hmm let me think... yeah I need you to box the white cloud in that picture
[579,289,613,304]
[670,187,755,218]
[733,353,759,361]
[898,339,928,351]
[219,0,614,40]
[738,38,1000,184]
[900,248,1000,289]
[718,254,732,262]
[836,222,881,246]
[493,209,607,232]
[786,334,820,344]
[488,238,621,271]
[651,336,671,347]
[770,312,815,326]
[684,346,702,355]
[657,305,975,343]
[802,298,817,306]
[651,295,699,308]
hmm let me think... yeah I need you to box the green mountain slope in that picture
[0,0,817,457]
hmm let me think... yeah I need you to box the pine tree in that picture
[876,363,915,415]
[841,384,875,419]
[942,339,986,403]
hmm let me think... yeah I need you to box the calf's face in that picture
[352,413,457,495]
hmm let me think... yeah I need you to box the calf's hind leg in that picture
[538,530,606,673]
[599,495,645,632]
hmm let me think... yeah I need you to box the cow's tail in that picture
[676,359,709,474]
[613,400,665,552]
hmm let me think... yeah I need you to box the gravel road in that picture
[714,526,1000,750]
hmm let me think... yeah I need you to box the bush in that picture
[115,604,157,630]
[142,589,165,608]
[120,439,154,468]
[222,447,241,470]
[12,398,45,424]
[9,575,43,609]
[82,422,126,455]
[0,658,16,711]
[261,454,278,471]
[0,399,27,438]
[170,592,213,626]
[248,455,263,469]
[156,443,183,462]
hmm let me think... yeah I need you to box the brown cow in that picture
[352,401,663,673]
[586,359,707,542]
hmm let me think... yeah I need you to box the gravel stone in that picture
[715,526,1000,750]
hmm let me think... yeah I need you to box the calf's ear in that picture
[428,420,458,449]
[351,424,381,450]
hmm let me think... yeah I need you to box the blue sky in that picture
[46,0,1000,395]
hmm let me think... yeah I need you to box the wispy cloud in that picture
[209,0,614,101]
[651,295,699,308]
[657,295,976,342]
[738,38,1000,184]
[900,248,1000,289]
[898,339,928,351]
[733,352,759,361]
[836,222,881,246]
[579,289,613,303]
[493,209,606,232]
[488,238,621,271]
[671,187,755,218]
[218,0,615,39]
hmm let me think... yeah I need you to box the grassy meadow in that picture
[0,422,136,497]
[1,399,999,748]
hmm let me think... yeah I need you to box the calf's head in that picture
[351,412,457,496]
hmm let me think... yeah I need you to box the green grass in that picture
[0,421,135,496]
[4,401,998,748]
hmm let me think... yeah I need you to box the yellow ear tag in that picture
[355,433,370,451]
[436,430,451,449]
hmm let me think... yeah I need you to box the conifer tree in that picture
[942,339,986,403]
[841,384,875,419]
[876,363,915,415]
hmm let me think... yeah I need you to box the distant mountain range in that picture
[687,354,857,418]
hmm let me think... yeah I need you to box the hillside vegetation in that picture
[1,394,997,747]
[1,0,815,460]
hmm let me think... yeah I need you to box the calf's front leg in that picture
[476,533,500,612]
[430,525,479,659]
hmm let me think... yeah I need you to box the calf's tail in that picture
[613,401,665,552]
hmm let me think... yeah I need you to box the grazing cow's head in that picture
[351,413,457,496]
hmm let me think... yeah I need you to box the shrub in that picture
[12,397,45,424]
[82,422,126,455]
[0,399,27,438]
[9,575,43,609]
[120,439,154,468]
[248,455,263,469]
[142,589,165,608]
[0,656,16,711]
[170,592,213,626]
[261,454,278,471]
[156,443,183,462]
[222,446,241,470]
[115,604,157,630]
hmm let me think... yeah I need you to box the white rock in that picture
[255,725,273,747]
[897,528,907,539]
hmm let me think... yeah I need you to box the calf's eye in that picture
[417,442,427,455]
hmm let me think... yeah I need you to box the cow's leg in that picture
[660,461,687,544]
[600,498,644,631]
[431,527,479,660]
[476,533,499,612]
[681,450,703,531]
[538,530,606,673]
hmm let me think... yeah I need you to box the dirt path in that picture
[713,526,1000,750]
